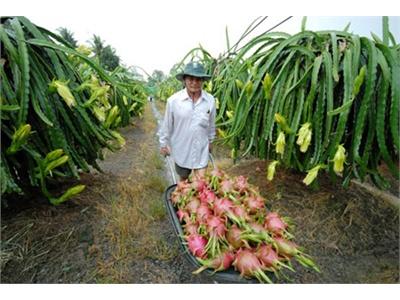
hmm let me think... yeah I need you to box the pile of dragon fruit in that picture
[170,168,320,283]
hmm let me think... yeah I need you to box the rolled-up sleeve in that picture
[208,98,216,143]
[159,99,173,147]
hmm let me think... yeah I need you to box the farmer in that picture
[159,61,216,181]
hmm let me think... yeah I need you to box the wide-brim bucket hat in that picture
[175,61,211,81]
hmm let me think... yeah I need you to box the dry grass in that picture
[142,105,157,133]
[92,103,175,282]
[155,99,166,115]
[1,216,78,282]
[0,223,34,270]
[213,158,234,170]
[150,152,165,171]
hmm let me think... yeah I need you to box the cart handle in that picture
[165,155,178,185]
[208,152,216,170]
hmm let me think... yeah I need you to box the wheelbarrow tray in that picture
[163,184,260,283]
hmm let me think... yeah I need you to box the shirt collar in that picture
[179,88,207,103]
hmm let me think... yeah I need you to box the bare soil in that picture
[1,101,398,283]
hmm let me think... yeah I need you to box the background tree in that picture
[147,70,166,86]
[126,66,145,81]
[57,27,78,48]
[89,34,120,71]
[100,45,120,71]
[89,34,104,56]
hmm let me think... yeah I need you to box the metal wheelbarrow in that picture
[162,153,258,283]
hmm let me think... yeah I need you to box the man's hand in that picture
[160,146,171,156]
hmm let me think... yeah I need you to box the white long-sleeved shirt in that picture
[159,88,216,169]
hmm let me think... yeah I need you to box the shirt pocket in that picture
[198,112,209,128]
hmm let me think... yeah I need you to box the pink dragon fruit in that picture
[184,222,199,236]
[176,180,192,194]
[234,175,249,194]
[226,224,250,249]
[193,250,235,274]
[265,212,287,235]
[176,209,189,223]
[256,244,280,270]
[191,178,208,193]
[233,249,272,283]
[185,197,200,214]
[210,168,224,179]
[205,215,228,257]
[274,237,299,258]
[220,178,234,195]
[187,234,208,258]
[245,195,265,214]
[196,203,213,223]
[213,197,234,216]
[199,189,217,205]
[248,222,265,234]
[209,168,225,190]
[206,215,227,238]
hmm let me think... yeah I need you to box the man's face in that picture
[184,75,203,94]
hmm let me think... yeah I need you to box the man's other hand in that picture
[160,146,171,156]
